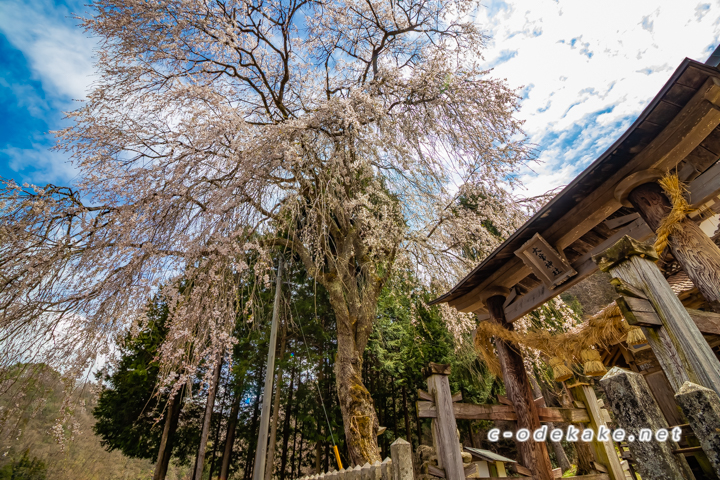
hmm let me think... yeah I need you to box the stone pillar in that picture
[390,438,413,480]
[675,381,720,476]
[593,235,720,397]
[599,367,692,480]
[486,295,554,480]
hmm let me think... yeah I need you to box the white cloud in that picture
[476,0,720,197]
[2,144,78,184]
[0,0,96,101]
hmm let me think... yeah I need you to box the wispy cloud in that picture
[0,0,96,101]
[0,0,95,185]
[476,0,720,197]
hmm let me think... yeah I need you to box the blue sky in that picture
[1,0,720,195]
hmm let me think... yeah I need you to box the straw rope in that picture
[474,302,629,378]
[654,173,695,256]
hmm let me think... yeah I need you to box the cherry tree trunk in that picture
[335,332,381,465]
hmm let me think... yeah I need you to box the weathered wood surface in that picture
[644,371,685,427]
[571,385,625,480]
[686,308,720,335]
[600,367,693,480]
[417,389,433,401]
[545,76,720,250]
[675,382,720,476]
[426,370,465,480]
[628,181,720,313]
[604,212,641,230]
[486,296,554,480]
[416,400,596,423]
[597,235,720,397]
[487,217,653,322]
[447,78,720,320]
[619,295,720,335]
[610,277,646,299]
[689,157,720,207]
[423,362,452,377]
[427,463,477,479]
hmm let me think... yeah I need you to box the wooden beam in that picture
[417,401,594,423]
[689,159,720,207]
[628,181,720,313]
[618,296,720,335]
[427,464,478,478]
[450,77,720,317]
[509,463,533,477]
[541,77,720,250]
[686,308,720,335]
[604,212,641,230]
[610,277,647,299]
[450,261,531,312]
[417,389,433,401]
[496,218,653,320]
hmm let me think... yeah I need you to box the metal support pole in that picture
[253,257,284,480]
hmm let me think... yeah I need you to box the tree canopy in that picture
[0,0,535,463]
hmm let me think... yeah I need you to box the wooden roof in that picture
[434,58,720,321]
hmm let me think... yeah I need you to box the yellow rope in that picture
[473,303,627,377]
[654,173,695,256]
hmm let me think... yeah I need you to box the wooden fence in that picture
[292,438,414,480]
[418,363,626,480]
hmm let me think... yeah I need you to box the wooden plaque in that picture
[514,233,577,288]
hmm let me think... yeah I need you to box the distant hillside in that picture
[0,364,189,480]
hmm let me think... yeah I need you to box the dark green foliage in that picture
[93,299,199,460]
[0,451,47,480]
[364,272,502,454]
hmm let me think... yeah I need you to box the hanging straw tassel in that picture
[625,326,648,347]
[580,349,607,377]
[548,357,573,382]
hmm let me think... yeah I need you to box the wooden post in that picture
[675,381,720,476]
[570,384,625,480]
[593,235,720,397]
[599,367,692,480]
[627,181,720,313]
[485,295,554,480]
[423,363,465,480]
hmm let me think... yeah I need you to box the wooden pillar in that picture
[424,363,465,480]
[571,384,625,480]
[599,367,693,480]
[627,181,720,313]
[486,295,554,480]
[594,235,720,398]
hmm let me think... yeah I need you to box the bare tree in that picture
[0,0,532,462]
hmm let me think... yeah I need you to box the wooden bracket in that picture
[422,362,451,378]
[610,278,647,299]
[613,169,664,207]
[427,464,478,478]
[592,235,659,272]
[417,389,433,401]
